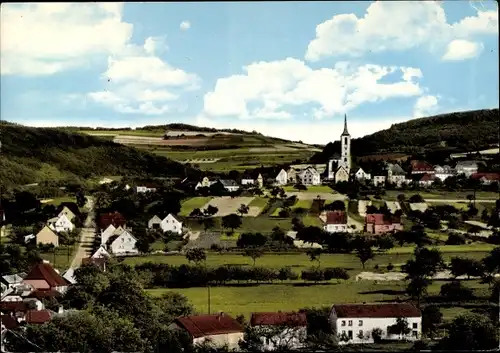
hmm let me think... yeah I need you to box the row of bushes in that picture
[134,263,350,288]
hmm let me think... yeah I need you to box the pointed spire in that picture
[342,114,350,136]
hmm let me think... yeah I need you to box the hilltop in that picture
[0,122,201,190]
[311,108,499,163]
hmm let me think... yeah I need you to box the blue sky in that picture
[1,1,498,144]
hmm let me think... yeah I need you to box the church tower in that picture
[339,114,351,171]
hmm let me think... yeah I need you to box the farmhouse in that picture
[364,214,403,235]
[148,215,162,229]
[334,166,350,183]
[298,167,321,185]
[100,224,127,246]
[218,179,240,192]
[107,230,138,255]
[326,115,351,182]
[471,172,500,185]
[99,211,126,231]
[275,169,288,186]
[434,165,455,181]
[250,311,307,350]
[351,167,371,181]
[35,226,59,247]
[455,160,480,176]
[386,164,406,187]
[91,246,110,259]
[324,211,349,233]
[22,261,70,294]
[47,214,74,233]
[329,303,422,344]
[160,214,183,234]
[57,206,76,221]
[410,160,434,175]
[170,313,244,350]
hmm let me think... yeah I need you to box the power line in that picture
[3,327,45,352]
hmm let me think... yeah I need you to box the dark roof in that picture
[81,257,107,271]
[1,314,19,329]
[99,211,126,229]
[333,303,421,318]
[365,214,401,225]
[250,312,307,327]
[24,262,69,287]
[341,114,350,136]
[471,172,500,181]
[175,314,244,338]
[219,179,238,187]
[325,211,347,225]
[27,289,62,299]
[25,309,52,324]
[0,302,28,313]
[410,160,434,172]
[58,202,80,217]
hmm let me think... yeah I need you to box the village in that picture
[1,116,499,352]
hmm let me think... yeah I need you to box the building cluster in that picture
[34,206,78,248]
[323,210,402,235]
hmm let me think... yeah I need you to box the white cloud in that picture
[413,95,440,118]
[0,3,133,75]
[305,1,498,61]
[180,20,191,31]
[202,58,423,121]
[442,39,483,60]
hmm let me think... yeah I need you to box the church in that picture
[327,114,351,183]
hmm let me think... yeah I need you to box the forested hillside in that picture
[311,108,499,163]
[0,122,201,189]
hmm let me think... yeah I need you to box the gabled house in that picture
[57,206,76,221]
[352,167,371,181]
[324,211,349,233]
[22,261,70,294]
[170,313,245,350]
[98,211,126,231]
[275,169,288,186]
[91,246,110,259]
[250,311,307,350]
[1,273,25,290]
[471,172,500,185]
[101,224,126,246]
[25,309,53,325]
[47,214,74,233]
[386,164,406,187]
[35,226,59,247]
[160,214,183,235]
[410,160,435,175]
[148,215,162,229]
[81,257,107,272]
[286,168,299,184]
[365,214,403,235]
[455,160,481,176]
[334,166,349,183]
[218,179,240,192]
[373,175,386,187]
[434,165,455,181]
[298,167,321,186]
[108,230,138,255]
[195,177,216,190]
[329,303,422,344]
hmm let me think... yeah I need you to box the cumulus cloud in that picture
[0,3,133,75]
[202,58,423,121]
[305,1,498,61]
[413,95,440,118]
[180,20,191,31]
[442,39,483,60]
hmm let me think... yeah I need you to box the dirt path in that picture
[426,199,497,203]
[70,197,95,269]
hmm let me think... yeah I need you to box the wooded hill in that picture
[0,122,201,190]
[311,108,499,163]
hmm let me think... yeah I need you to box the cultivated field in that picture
[205,196,258,217]
[179,197,213,216]
[286,192,345,201]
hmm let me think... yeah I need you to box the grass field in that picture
[283,185,334,193]
[41,196,76,206]
[248,197,268,209]
[384,190,499,201]
[184,216,294,233]
[291,200,313,210]
[146,280,487,319]
[180,197,213,216]
[39,244,77,270]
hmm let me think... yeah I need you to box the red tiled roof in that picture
[471,172,500,181]
[411,160,434,172]
[365,214,401,225]
[25,309,52,324]
[24,262,69,287]
[333,303,421,318]
[99,211,126,229]
[175,314,244,338]
[0,302,28,313]
[325,211,347,225]
[1,314,19,329]
[250,312,307,327]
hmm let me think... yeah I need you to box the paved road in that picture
[70,197,95,269]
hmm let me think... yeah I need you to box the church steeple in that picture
[341,114,350,136]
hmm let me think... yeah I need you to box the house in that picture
[455,160,480,176]
[352,167,371,181]
[386,164,406,187]
[101,224,126,246]
[47,214,74,233]
[410,160,435,175]
[91,246,110,259]
[275,169,288,186]
[373,175,386,187]
[434,165,455,181]
[250,311,307,350]
[136,182,159,193]
[334,166,349,183]
[35,226,59,247]
[414,173,435,187]
[329,303,422,344]
[108,230,138,255]
[365,214,403,235]
[98,211,126,231]
[62,268,76,285]
[327,115,352,181]
[148,215,162,229]
[0,302,28,323]
[25,309,53,325]
[57,206,76,221]
[1,273,25,290]
[195,177,216,190]
[160,214,183,234]
[22,261,70,294]
[170,313,245,350]
[471,172,500,185]
[81,257,107,271]
[298,167,321,186]
[324,211,349,233]
[286,168,299,184]
[218,180,240,192]
[241,173,256,185]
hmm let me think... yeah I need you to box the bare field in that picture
[204,196,258,217]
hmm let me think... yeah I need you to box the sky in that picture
[0,1,498,144]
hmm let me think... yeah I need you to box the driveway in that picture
[70,197,96,269]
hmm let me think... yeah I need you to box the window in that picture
[412,323,418,329]
[341,320,346,326]
[348,330,353,339]
[359,320,363,326]
[348,320,353,326]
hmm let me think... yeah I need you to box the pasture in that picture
[206,196,257,217]
[384,190,499,201]
[283,185,334,193]
[179,197,213,216]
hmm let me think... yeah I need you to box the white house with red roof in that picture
[170,313,244,349]
[365,214,403,235]
[329,303,422,344]
[471,172,500,185]
[410,160,435,175]
[324,211,349,233]
[250,311,307,350]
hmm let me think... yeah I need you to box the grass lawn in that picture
[248,197,268,209]
[146,280,486,320]
[385,243,495,255]
[40,245,77,270]
[220,232,240,241]
[291,200,313,210]
[180,197,213,216]
[302,215,323,227]
[184,216,293,233]
[384,190,499,201]
[42,196,76,206]
[283,185,334,193]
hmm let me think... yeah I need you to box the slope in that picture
[0,122,201,189]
